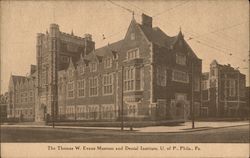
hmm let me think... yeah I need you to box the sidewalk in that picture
[135,121,249,133]
[1,121,249,133]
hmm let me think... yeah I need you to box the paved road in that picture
[1,125,249,143]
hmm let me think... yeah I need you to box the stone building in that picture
[7,65,37,121]
[0,92,8,122]
[8,14,202,122]
[201,60,246,117]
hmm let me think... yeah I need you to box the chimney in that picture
[83,33,95,56]
[49,23,59,38]
[30,65,36,74]
[141,13,152,28]
[84,33,92,41]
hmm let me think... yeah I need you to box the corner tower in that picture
[35,24,60,122]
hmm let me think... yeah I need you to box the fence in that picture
[46,105,188,123]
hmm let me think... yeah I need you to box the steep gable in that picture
[95,40,123,59]
[123,17,150,44]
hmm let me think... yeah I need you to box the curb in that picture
[1,123,249,134]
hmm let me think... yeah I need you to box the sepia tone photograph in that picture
[0,0,249,157]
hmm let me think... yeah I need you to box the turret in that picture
[49,23,60,38]
[30,65,37,75]
[36,33,44,46]
[83,33,95,56]
[141,13,152,28]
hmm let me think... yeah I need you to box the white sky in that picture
[1,0,249,93]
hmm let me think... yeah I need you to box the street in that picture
[1,125,249,143]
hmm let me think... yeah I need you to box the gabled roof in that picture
[84,39,123,62]
[62,14,201,71]
[93,40,123,57]
[11,75,27,85]
[184,40,198,59]
[211,59,218,65]
[202,72,209,80]
[84,52,99,62]
[138,25,176,48]
[138,23,199,59]
[59,56,79,71]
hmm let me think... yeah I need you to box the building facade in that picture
[201,60,246,117]
[7,14,202,122]
[7,65,37,121]
[0,92,8,122]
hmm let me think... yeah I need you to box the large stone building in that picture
[0,92,8,122]
[7,65,37,121]
[201,60,246,117]
[8,14,202,122]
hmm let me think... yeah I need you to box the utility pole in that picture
[191,61,195,129]
[75,84,77,121]
[121,65,124,131]
[224,74,228,117]
[52,40,58,129]
[237,70,240,116]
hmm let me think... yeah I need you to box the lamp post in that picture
[121,65,124,131]
[237,69,240,116]
[191,61,195,129]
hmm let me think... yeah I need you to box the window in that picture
[103,73,113,95]
[30,109,33,115]
[101,104,114,119]
[89,77,98,96]
[113,52,118,60]
[52,39,56,50]
[68,69,74,81]
[200,107,209,117]
[135,68,143,90]
[68,69,73,77]
[131,33,135,40]
[90,62,97,72]
[67,82,74,98]
[175,93,187,101]
[228,80,236,97]
[211,69,215,76]
[104,57,112,69]
[16,94,19,103]
[59,107,63,115]
[124,68,135,91]
[156,66,167,86]
[210,80,216,87]
[41,66,48,85]
[172,70,189,83]
[127,48,139,60]
[240,81,245,97]
[76,106,86,119]
[202,80,209,90]
[61,56,69,63]
[77,79,85,97]
[128,105,136,116]
[21,92,28,103]
[29,91,33,102]
[176,54,186,65]
[78,65,84,75]
[194,76,200,91]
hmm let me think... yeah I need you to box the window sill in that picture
[124,90,143,93]
[103,93,113,96]
[172,80,189,84]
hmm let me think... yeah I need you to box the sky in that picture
[1,0,249,93]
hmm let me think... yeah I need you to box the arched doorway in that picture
[40,103,47,122]
[170,99,190,121]
[175,101,185,119]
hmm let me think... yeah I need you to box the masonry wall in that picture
[8,78,36,121]
[201,62,247,118]
[152,40,202,120]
